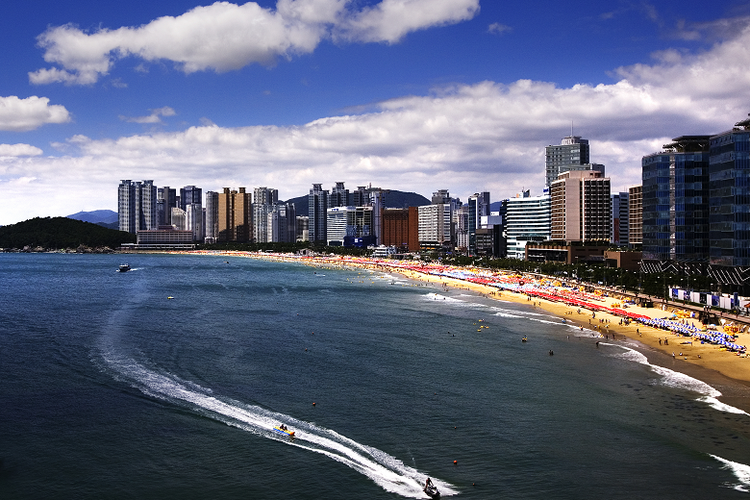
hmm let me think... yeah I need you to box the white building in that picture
[504,190,550,259]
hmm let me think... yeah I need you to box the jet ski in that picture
[423,478,440,499]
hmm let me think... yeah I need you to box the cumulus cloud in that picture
[119,106,176,124]
[29,0,480,85]
[0,95,71,131]
[0,144,44,157]
[5,13,750,224]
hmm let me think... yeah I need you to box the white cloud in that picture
[0,144,44,157]
[29,0,480,85]
[487,22,511,35]
[334,0,480,43]
[120,106,177,124]
[5,13,750,224]
[0,95,71,131]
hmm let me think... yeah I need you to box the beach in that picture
[189,250,750,410]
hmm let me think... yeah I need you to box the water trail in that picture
[605,343,749,416]
[99,338,456,498]
[711,454,750,492]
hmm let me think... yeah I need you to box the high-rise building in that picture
[252,187,279,243]
[418,204,452,250]
[709,117,750,267]
[329,182,349,208]
[611,192,629,246]
[468,192,490,256]
[204,191,219,243]
[381,207,419,251]
[157,186,177,225]
[545,136,604,187]
[308,183,329,243]
[628,185,643,247]
[268,202,296,243]
[118,180,157,233]
[296,215,309,242]
[642,136,710,262]
[218,187,252,242]
[504,190,550,259]
[326,206,374,246]
[550,170,610,242]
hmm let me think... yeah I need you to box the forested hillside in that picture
[0,217,135,250]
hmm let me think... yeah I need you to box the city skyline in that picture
[2,0,750,225]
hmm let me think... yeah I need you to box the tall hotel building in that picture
[381,207,419,251]
[118,180,157,233]
[642,136,710,262]
[545,136,605,187]
[550,170,611,242]
[504,190,550,259]
[218,187,252,242]
[709,116,750,267]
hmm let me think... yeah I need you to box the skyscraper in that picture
[545,136,604,187]
[642,136,710,262]
[308,183,329,243]
[329,182,349,208]
[218,187,252,242]
[628,185,643,247]
[611,191,629,246]
[468,192,490,256]
[709,116,750,267]
[504,190,550,259]
[550,170,610,242]
[118,180,157,233]
[252,187,279,242]
[204,191,219,243]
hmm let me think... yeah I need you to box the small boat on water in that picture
[118,264,131,272]
[423,478,440,499]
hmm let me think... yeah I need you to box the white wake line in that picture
[102,349,456,498]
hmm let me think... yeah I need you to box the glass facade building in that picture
[641,136,710,262]
[709,123,750,267]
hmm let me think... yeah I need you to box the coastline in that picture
[188,250,750,413]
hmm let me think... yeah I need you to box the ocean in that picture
[2,252,750,499]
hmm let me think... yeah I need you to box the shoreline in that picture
[188,250,750,413]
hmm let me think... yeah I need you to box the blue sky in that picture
[1,0,750,224]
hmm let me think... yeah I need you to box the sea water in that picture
[2,253,750,499]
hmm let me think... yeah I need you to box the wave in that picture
[605,344,749,416]
[99,346,456,498]
[711,454,750,492]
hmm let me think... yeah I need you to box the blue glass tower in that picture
[642,136,710,262]
[709,116,750,267]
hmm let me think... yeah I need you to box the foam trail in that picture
[711,454,750,492]
[101,348,456,498]
[606,344,749,416]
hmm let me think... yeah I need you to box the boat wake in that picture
[98,346,456,498]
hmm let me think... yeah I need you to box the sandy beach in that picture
[189,250,750,411]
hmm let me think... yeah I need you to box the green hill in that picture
[0,217,136,250]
